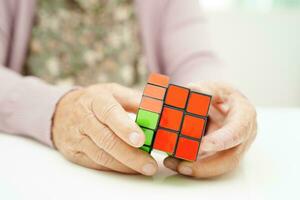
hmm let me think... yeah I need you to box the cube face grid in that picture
[181,114,206,139]
[159,106,183,131]
[165,85,190,109]
[175,137,200,161]
[187,92,211,116]
[153,128,178,154]
[136,73,211,161]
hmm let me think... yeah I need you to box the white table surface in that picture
[0,108,299,200]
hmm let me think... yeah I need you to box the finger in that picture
[188,82,237,115]
[200,96,255,151]
[207,105,226,128]
[68,151,111,171]
[176,144,246,178]
[82,117,158,176]
[188,82,231,105]
[79,135,137,174]
[104,83,142,113]
[163,157,181,171]
[163,151,216,171]
[188,82,254,151]
[91,92,145,147]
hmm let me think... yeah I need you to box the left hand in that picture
[163,82,257,178]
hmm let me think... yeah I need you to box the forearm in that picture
[0,66,71,147]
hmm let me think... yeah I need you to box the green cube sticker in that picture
[136,109,159,130]
[140,145,152,153]
[142,128,154,146]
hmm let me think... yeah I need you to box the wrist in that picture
[51,87,82,149]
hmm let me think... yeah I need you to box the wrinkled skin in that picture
[52,83,157,176]
[52,82,257,178]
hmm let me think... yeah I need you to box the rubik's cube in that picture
[135,73,212,161]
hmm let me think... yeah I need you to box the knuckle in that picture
[72,151,83,160]
[63,149,82,163]
[76,132,89,151]
[122,149,139,166]
[95,151,105,162]
[104,137,119,152]
[93,126,109,144]
[102,156,114,167]
[95,150,113,166]
[97,126,119,152]
[124,154,137,166]
[101,103,119,123]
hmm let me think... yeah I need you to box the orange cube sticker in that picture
[187,92,211,116]
[143,84,166,100]
[175,137,199,161]
[165,85,189,109]
[140,96,163,114]
[153,128,178,154]
[147,73,170,87]
[159,106,183,131]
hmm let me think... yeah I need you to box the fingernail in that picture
[179,166,193,175]
[164,159,178,170]
[142,163,156,176]
[129,132,143,146]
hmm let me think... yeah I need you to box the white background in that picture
[207,11,300,107]
[0,108,299,200]
[200,1,300,107]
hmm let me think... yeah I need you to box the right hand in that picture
[52,83,158,176]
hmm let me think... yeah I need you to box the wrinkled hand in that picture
[164,82,257,178]
[52,83,158,176]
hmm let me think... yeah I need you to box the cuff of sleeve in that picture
[0,76,74,148]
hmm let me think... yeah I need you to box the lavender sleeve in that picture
[0,0,222,148]
[0,66,71,147]
[135,0,223,85]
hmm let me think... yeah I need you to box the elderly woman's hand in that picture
[52,83,158,176]
[164,82,257,178]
